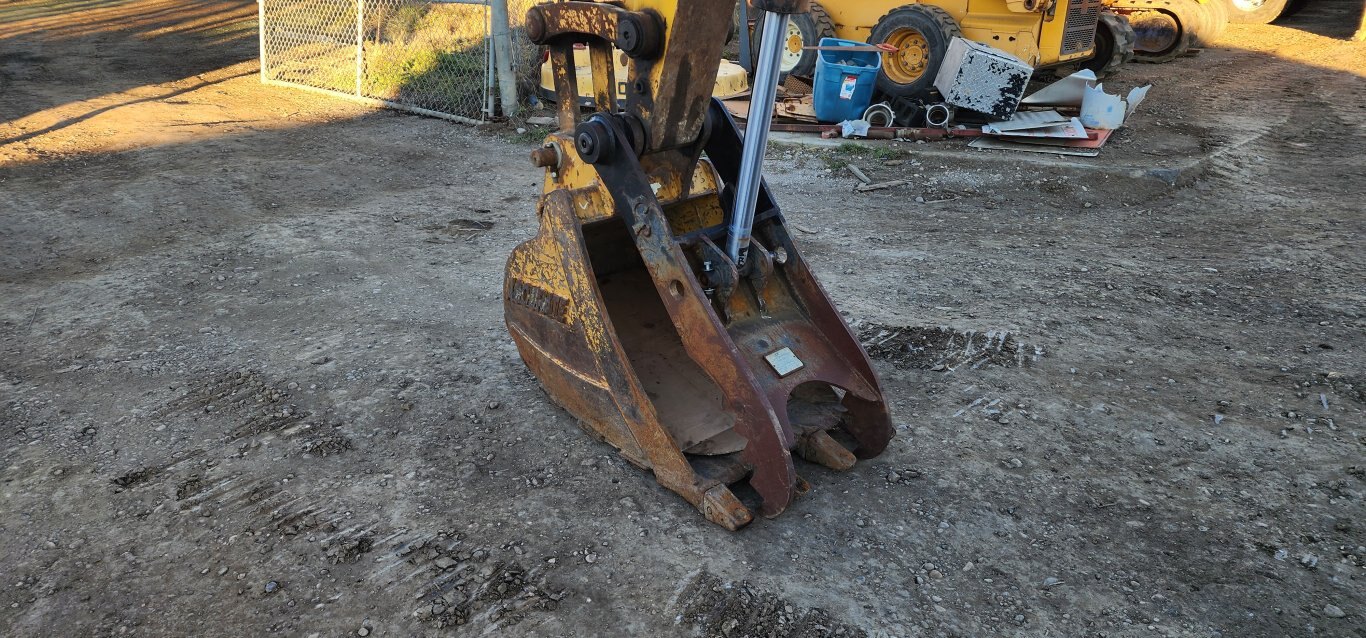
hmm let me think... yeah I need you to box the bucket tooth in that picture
[796,429,857,471]
[699,484,753,531]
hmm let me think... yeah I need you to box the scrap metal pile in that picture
[968,67,1151,157]
[727,36,1152,156]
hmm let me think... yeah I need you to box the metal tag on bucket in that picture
[764,347,805,377]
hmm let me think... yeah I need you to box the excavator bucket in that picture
[503,0,894,529]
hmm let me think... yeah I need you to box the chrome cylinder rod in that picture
[725,12,790,267]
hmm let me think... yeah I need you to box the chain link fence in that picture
[259,0,544,123]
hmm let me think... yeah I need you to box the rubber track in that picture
[1114,0,1225,48]
[1111,0,1199,63]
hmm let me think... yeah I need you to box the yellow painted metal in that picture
[817,0,1090,68]
[538,47,749,105]
[588,45,617,111]
[882,28,931,83]
[1036,4,1093,65]
[539,131,726,231]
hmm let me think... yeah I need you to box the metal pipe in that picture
[725,12,788,267]
[488,0,519,118]
[354,0,364,96]
[925,103,953,128]
[257,0,267,82]
[485,23,496,117]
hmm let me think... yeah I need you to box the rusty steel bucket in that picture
[503,100,894,530]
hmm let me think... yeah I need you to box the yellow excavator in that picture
[507,0,894,529]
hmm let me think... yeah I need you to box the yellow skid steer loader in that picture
[752,0,1120,97]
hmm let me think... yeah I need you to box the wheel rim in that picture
[882,28,930,84]
[1230,0,1265,10]
[1128,11,1182,55]
[779,21,805,73]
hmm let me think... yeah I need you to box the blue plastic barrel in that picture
[812,37,882,124]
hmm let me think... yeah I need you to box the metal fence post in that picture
[258,0,268,81]
[489,0,519,118]
[355,0,365,96]
[485,25,497,117]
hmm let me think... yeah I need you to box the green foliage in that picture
[821,153,847,170]
[377,3,427,42]
[868,145,903,160]
[365,45,483,103]
[360,3,488,110]
[509,125,551,144]
[816,141,904,169]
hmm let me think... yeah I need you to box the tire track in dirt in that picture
[110,367,569,633]
[106,368,362,552]
[856,322,1043,371]
[1174,47,1361,195]
[111,369,344,488]
[359,531,564,631]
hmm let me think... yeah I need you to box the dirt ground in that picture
[2,0,1364,636]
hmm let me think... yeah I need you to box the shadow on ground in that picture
[0,0,258,123]
[1274,0,1364,39]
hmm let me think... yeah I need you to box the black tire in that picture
[751,2,835,79]
[1081,12,1137,77]
[1222,0,1288,23]
[868,4,963,101]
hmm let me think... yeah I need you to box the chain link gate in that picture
[259,0,542,123]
